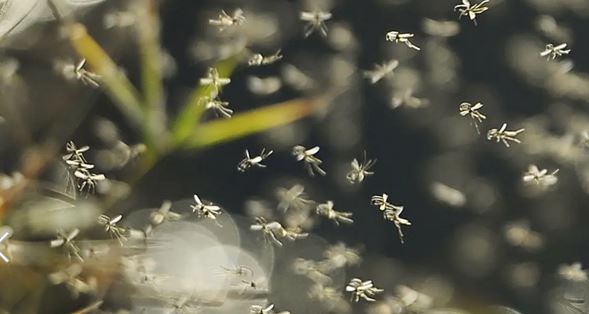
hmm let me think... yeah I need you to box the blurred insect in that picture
[323,242,362,270]
[48,264,97,298]
[63,141,90,164]
[541,43,571,60]
[208,9,245,31]
[459,102,487,134]
[363,59,399,84]
[293,258,332,284]
[454,0,489,26]
[241,279,259,290]
[199,68,231,95]
[74,168,106,194]
[347,151,376,184]
[191,194,222,223]
[63,59,101,88]
[220,265,254,278]
[203,96,233,118]
[103,10,137,29]
[150,200,182,225]
[238,148,273,172]
[522,165,559,188]
[250,217,285,246]
[50,228,83,262]
[309,284,345,306]
[504,220,543,251]
[300,9,332,38]
[558,262,588,282]
[345,278,384,302]
[97,214,127,245]
[276,184,315,212]
[248,50,283,66]
[246,76,282,96]
[487,123,525,147]
[392,89,429,109]
[385,31,420,50]
[292,145,326,176]
[316,201,354,226]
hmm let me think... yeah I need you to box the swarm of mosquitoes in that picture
[0,0,583,313]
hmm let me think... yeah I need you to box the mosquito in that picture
[199,67,231,95]
[191,194,222,222]
[208,9,246,31]
[238,149,273,172]
[250,217,285,246]
[454,0,489,26]
[363,59,399,84]
[292,145,326,176]
[48,264,96,299]
[371,193,403,212]
[97,214,127,245]
[276,184,315,212]
[248,50,283,66]
[522,165,559,187]
[316,201,354,225]
[459,102,487,134]
[300,9,332,38]
[150,201,182,225]
[74,168,106,194]
[203,96,233,118]
[345,278,384,303]
[385,31,420,50]
[346,151,376,184]
[50,228,83,262]
[540,43,571,60]
[70,59,101,88]
[63,141,90,164]
[487,123,525,147]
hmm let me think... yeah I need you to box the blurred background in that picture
[1,0,589,313]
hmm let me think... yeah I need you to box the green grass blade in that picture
[182,94,332,149]
[66,23,144,129]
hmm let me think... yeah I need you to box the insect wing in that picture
[306,146,320,155]
[110,215,123,225]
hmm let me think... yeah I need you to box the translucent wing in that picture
[193,194,202,205]
[111,215,123,224]
[306,146,320,155]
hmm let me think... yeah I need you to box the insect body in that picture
[238,149,273,172]
[292,145,326,176]
[208,9,245,31]
[487,123,525,147]
[385,31,420,50]
[540,43,571,60]
[50,228,83,262]
[454,0,489,26]
[97,214,127,245]
[346,152,376,184]
[459,102,487,133]
[300,10,332,38]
